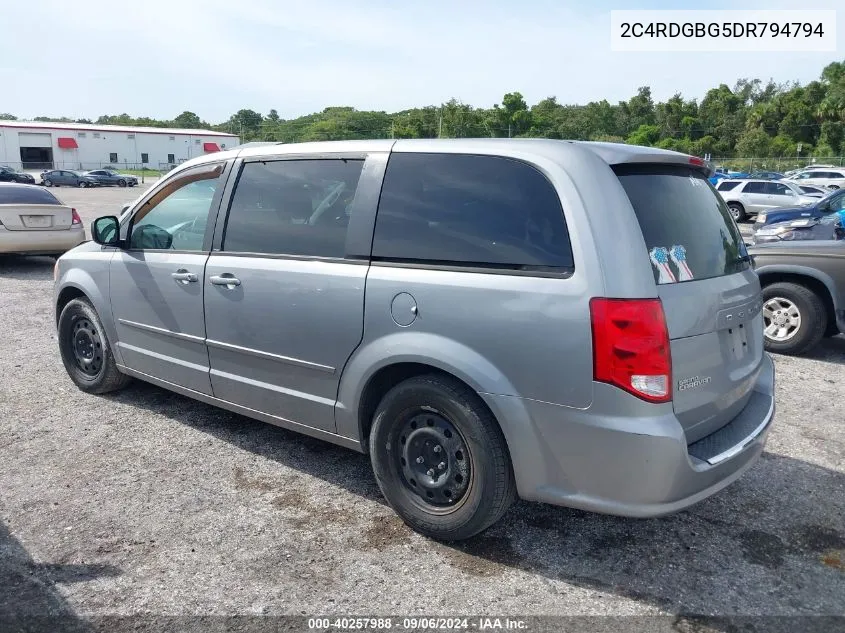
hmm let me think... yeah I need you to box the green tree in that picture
[626,124,660,146]
[0,113,16,120]
[735,127,772,157]
[173,111,204,129]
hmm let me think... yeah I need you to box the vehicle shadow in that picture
[803,335,845,366]
[0,521,119,632]
[0,255,55,281]
[103,380,845,622]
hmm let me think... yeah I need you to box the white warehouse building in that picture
[0,120,240,171]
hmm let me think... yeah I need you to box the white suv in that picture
[716,179,816,222]
[788,169,845,190]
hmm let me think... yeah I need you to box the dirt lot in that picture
[1,185,844,627]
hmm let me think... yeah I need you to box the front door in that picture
[109,162,227,394]
[203,156,372,432]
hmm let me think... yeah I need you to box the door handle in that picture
[171,270,198,284]
[209,274,241,288]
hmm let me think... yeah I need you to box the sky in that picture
[1,0,842,123]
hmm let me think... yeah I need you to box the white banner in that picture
[610,10,837,52]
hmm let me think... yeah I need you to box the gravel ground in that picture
[1,186,843,627]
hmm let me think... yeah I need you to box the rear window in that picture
[372,153,573,272]
[716,181,740,191]
[0,186,60,205]
[614,165,749,285]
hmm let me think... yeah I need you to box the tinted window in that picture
[614,165,749,285]
[742,182,766,193]
[765,182,793,196]
[372,153,573,270]
[223,159,364,258]
[0,186,60,205]
[716,181,740,191]
[130,164,223,251]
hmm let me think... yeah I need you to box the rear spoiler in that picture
[575,142,715,177]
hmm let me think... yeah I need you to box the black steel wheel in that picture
[70,316,103,376]
[397,411,472,511]
[370,374,516,541]
[58,297,132,394]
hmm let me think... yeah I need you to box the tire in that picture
[78,181,87,188]
[369,374,515,541]
[58,298,131,394]
[728,202,747,223]
[761,282,827,355]
[44,179,53,187]
[118,179,127,187]
[828,185,839,190]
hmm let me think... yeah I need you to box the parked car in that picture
[747,171,785,180]
[708,172,731,186]
[0,166,36,184]
[788,168,845,190]
[797,184,831,198]
[41,170,99,188]
[0,183,85,256]
[716,178,816,222]
[84,169,138,187]
[54,139,774,540]
[750,235,845,354]
[752,212,845,245]
[753,188,845,230]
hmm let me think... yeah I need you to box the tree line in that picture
[2,59,844,164]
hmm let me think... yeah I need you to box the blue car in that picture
[752,188,845,231]
[752,211,845,244]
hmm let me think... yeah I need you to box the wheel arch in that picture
[334,333,544,496]
[55,269,122,364]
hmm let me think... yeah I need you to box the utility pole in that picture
[508,123,512,138]
[438,111,442,138]
[391,121,394,139]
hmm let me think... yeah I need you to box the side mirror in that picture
[92,216,120,246]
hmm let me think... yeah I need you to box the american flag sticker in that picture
[669,244,695,281]
[649,247,677,284]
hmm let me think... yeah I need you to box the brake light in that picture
[71,209,82,225]
[689,156,704,167]
[590,298,672,403]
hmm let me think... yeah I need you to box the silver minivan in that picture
[54,140,775,540]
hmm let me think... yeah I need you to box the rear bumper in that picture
[0,226,85,254]
[490,353,775,517]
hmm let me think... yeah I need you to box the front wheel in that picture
[118,179,127,187]
[728,202,747,223]
[369,374,516,541]
[58,298,132,394]
[78,181,87,188]
[828,185,839,190]
[762,282,827,355]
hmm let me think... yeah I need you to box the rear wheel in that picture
[44,179,53,187]
[728,202,747,223]
[58,298,131,394]
[369,374,515,541]
[761,282,827,355]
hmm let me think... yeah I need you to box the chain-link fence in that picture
[711,156,845,172]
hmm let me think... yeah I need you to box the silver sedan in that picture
[0,183,85,256]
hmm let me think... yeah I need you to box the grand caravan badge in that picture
[678,376,712,392]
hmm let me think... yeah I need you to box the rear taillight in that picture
[71,209,82,225]
[590,298,672,403]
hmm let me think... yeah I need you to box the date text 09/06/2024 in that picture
[307,617,528,630]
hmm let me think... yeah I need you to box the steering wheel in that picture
[308,182,345,225]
